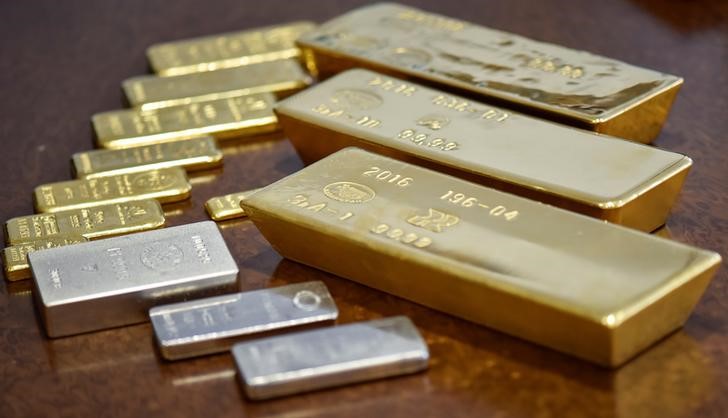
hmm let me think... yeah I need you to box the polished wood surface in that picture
[1,1,726,417]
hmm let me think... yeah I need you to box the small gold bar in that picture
[147,21,317,76]
[275,69,691,232]
[93,94,278,149]
[72,136,223,179]
[33,168,190,213]
[3,236,88,281]
[6,200,166,245]
[241,148,721,367]
[297,3,682,143]
[124,59,312,111]
[204,188,262,221]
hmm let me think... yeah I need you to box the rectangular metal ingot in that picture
[125,59,311,111]
[275,69,690,232]
[6,200,166,244]
[92,94,278,149]
[297,3,683,143]
[204,188,262,221]
[147,21,317,76]
[73,136,223,179]
[232,316,428,400]
[3,236,88,281]
[29,221,239,337]
[150,281,338,360]
[33,168,191,213]
[240,148,722,367]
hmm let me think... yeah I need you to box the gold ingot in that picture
[240,148,721,367]
[204,188,262,221]
[92,94,278,149]
[6,199,166,244]
[72,136,222,179]
[33,168,190,213]
[297,3,682,143]
[124,59,312,111]
[275,69,690,232]
[3,236,88,281]
[147,21,316,76]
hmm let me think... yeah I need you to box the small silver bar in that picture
[29,221,239,337]
[232,316,429,400]
[150,281,338,360]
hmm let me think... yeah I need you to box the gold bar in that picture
[72,136,223,179]
[240,148,721,367]
[92,94,278,149]
[124,59,312,111]
[147,21,317,76]
[33,168,190,213]
[297,4,683,143]
[204,188,262,221]
[3,236,88,281]
[6,200,166,244]
[275,69,690,232]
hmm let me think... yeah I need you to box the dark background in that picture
[1,1,727,417]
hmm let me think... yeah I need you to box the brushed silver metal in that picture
[232,316,429,400]
[150,281,338,360]
[29,221,239,337]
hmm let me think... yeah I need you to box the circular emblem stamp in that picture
[330,89,383,111]
[292,290,322,312]
[140,242,184,272]
[131,171,175,191]
[323,182,376,204]
[385,47,432,68]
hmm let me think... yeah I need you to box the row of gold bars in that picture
[3,3,721,368]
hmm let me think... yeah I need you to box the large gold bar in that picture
[33,168,190,213]
[3,236,88,281]
[297,3,682,143]
[6,200,166,244]
[275,69,690,232]
[124,59,312,111]
[241,148,721,367]
[147,21,317,76]
[92,94,278,149]
[204,188,262,221]
[72,136,222,179]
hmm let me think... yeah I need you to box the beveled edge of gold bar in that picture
[71,136,224,179]
[204,188,262,221]
[296,3,684,142]
[146,21,318,76]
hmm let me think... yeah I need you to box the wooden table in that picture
[1,1,726,417]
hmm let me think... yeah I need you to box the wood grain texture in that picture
[1,1,726,417]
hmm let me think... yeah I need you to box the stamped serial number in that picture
[370,223,432,248]
[440,190,519,221]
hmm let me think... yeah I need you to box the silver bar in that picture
[150,281,338,360]
[232,316,429,400]
[29,221,239,337]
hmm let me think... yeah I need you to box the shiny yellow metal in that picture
[124,59,312,111]
[241,148,721,367]
[33,168,190,213]
[3,236,88,281]
[275,69,690,232]
[73,136,222,179]
[147,21,317,76]
[204,188,262,221]
[6,200,166,244]
[93,94,278,149]
[297,3,683,143]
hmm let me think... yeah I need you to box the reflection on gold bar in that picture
[93,94,278,149]
[124,60,312,111]
[3,236,88,281]
[276,69,690,232]
[241,148,721,367]
[6,200,166,244]
[33,168,190,213]
[205,188,262,221]
[147,21,317,76]
[297,4,682,143]
[73,136,223,179]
